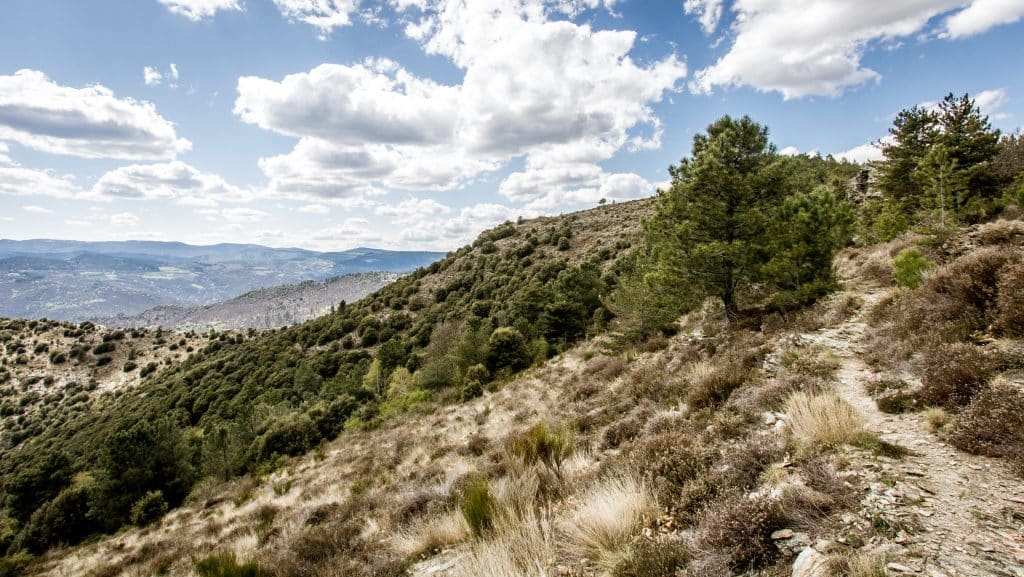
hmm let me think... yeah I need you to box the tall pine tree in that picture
[646,115,782,320]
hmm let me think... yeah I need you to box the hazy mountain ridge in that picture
[93,271,401,331]
[0,240,443,321]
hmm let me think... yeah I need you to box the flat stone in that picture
[887,562,918,573]
[792,547,829,577]
[772,529,795,540]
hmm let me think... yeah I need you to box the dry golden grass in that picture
[559,473,654,569]
[393,511,470,557]
[453,515,554,577]
[785,391,865,448]
[923,407,951,433]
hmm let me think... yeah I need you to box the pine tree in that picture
[879,105,939,211]
[763,187,854,307]
[935,93,1000,213]
[646,115,782,320]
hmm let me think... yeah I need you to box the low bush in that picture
[993,261,1024,337]
[695,492,785,571]
[631,432,715,504]
[918,343,993,408]
[612,538,692,577]
[947,382,1024,473]
[130,490,168,526]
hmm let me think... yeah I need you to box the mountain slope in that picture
[92,272,400,331]
[0,241,443,321]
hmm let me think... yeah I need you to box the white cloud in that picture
[943,0,1024,38]
[93,161,249,203]
[684,0,724,34]
[109,212,140,226]
[272,0,360,38]
[0,166,82,198]
[0,142,10,165]
[238,0,685,208]
[374,195,450,224]
[23,205,53,214]
[0,69,190,160]
[295,203,330,214]
[236,60,460,146]
[144,66,163,86]
[974,88,1012,121]
[779,146,801,156]
[834,140,886,163]
[158,0,242,21]
[693,0,968,99]
[169,63,180,81]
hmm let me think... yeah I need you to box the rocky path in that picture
[803,289,1024,577]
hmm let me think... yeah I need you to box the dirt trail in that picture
[803,288,1024,577]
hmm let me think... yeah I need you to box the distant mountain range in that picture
[92,271,400,331]
[0,239,443,321]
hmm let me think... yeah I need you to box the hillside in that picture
[92,272,400,331]
[0,318,229,459]
[0,241,443,321]
[21,215,1024,577]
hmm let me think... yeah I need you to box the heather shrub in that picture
[947,382,1024,472]
[892,248,931,289]
[918,343,993,408]
[993,261,1024,337]
[685,360,751,409]
[695,492,785,571]
[631,432,715,503]
[613,538,692,577]
[928,247,1018,322]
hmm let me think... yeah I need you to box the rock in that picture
[886,562,917,573]
[772,529,795,540]
[792,547,829,577]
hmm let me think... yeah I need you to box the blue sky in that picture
[1,0,1022,251]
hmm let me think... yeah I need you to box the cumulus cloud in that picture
[0,142,11,165]
[92,161,249,204]
[0,69,190,160]
[23,205,53,214]
[943,0,1024,38]
[236,60,460,146]
[238,0,685,207]
[158,0,242,21]
[833,140,886,163]
[684,0,724,34]
[144,66,163,86]
[692,0,971,99]
[0,166,82,198]
[273,0,360,38]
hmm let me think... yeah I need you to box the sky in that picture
[1,0,1022,252]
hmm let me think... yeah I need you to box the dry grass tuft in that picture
[454,515,554,577]
[560,473,655,569]
[785,392,864,448]
[393,511,470,558]
[923,407,951,433]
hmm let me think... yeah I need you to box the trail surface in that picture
[803,289,1024,576]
